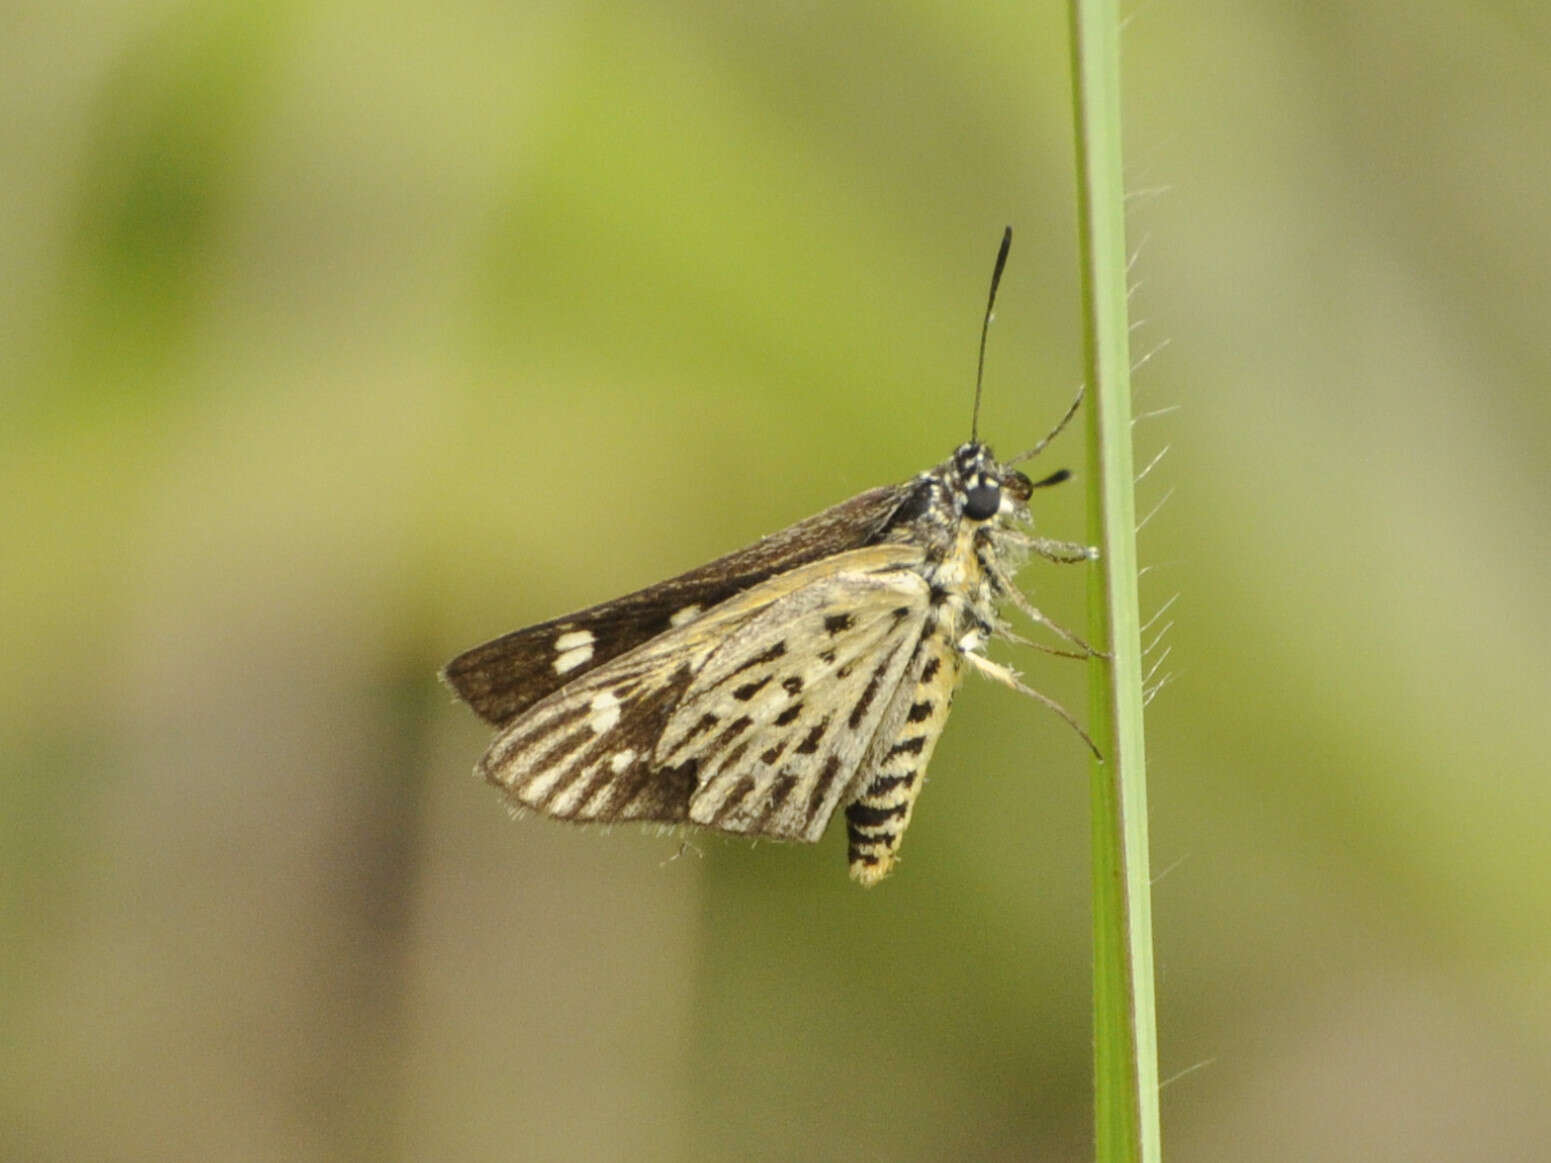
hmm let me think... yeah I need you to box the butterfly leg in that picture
[1008,590,1104,658]
[1007,532,1098,563]
[996,627,1089,661]
[982,555,1107,659]
[965,653,1101,758]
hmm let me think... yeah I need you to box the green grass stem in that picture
[1067,1,1163,1160]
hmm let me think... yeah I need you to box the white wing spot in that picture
[609,749,636,773]
[588,690,621,734]
[554,642,594,674]
[669,605,702,627]
[555,629,595,651]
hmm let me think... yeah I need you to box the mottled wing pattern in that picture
[477,543,930,840]
[442,486,909,727]
[663,562,930,840]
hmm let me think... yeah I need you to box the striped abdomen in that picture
[845,630,964,885]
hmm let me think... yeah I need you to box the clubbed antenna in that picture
[971,226,1013,443]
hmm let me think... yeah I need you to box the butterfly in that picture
[442,229,1099,885]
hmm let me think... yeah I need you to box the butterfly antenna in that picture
[1006,383,1084,467]
[971,226,1013,444]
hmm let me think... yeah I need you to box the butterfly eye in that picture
[963,479,1001,520]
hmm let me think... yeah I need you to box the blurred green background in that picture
[5,2,1549,1159]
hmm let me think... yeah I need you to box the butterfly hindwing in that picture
[665,561,930,839]
[442,485,911,727]
[476,544,931,840]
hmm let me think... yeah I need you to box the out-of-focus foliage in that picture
[4,3,1549,1159]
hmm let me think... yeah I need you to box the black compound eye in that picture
[963,479,1001,521]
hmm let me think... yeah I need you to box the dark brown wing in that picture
[442,483,912,726]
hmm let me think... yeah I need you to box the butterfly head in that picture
[951,441,1033,522]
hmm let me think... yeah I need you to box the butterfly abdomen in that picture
[844,627,965,885]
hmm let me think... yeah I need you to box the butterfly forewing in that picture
[442,485,910,727]
[475,544,932,840]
